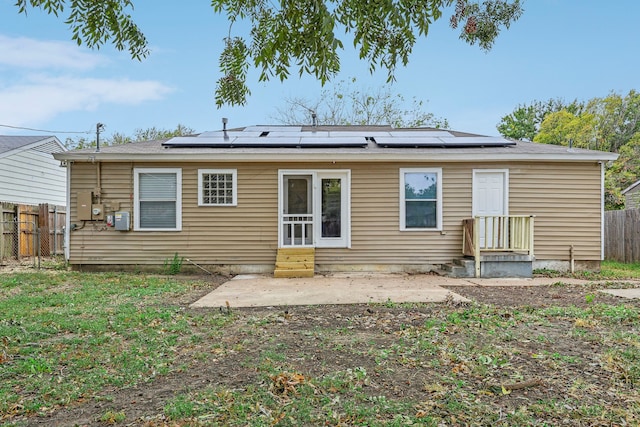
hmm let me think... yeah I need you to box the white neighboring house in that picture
[0,136,67,206]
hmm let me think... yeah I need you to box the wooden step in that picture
[275,261,314,270]
[274,248,315,278]
[276,248,315,261]
[274,268,315,278]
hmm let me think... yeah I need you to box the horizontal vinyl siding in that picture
[69,160,604,267]
[0,149,66,205]
[319,163,468,265]
[509,162,602,261]
[69,162,278,265]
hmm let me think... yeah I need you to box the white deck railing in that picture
[462,215,535,277]
[282,214,313,246]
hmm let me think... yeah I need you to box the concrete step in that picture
[440,258,475,278]
[443,255,533,278]
[440,264,473,278]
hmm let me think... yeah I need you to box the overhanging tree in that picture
[272,78,449,128]
[14,0,523,107]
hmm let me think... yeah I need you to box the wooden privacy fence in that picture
[604,208,640,263]
[0,202,66,261]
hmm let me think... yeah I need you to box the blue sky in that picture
[0,0,638,142]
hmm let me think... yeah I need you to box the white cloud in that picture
[0,74,174,126]
[0,35,106,70]
[0,34,174,128]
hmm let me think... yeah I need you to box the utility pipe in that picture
[570,245,575,274]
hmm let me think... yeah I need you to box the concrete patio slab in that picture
[460,277,594,287]
[599,288,640,299]
[191,273,470,308]
[190,272,640,308]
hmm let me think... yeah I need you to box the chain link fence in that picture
[0,221,65,269]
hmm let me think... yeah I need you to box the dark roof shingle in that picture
[0,135,52,155]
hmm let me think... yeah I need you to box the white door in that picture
[315,172,350,248]
[279,170,350,248]
[473,170,508,247]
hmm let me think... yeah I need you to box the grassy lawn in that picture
[599,260,640,279]
[1,262,640,426]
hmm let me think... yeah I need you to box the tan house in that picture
[53,125,618,277]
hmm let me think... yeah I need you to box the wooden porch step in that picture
[274,248,315,278]
[274,268,315,278]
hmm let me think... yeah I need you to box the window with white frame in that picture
[134,168,182,231]
[198,169,237,206]
[400,168,442,231]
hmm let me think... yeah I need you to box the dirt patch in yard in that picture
[9,280,640,426]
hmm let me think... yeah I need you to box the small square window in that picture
[198,169,237,206]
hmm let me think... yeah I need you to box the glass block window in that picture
[198,169,237,206]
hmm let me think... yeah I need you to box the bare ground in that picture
[9,277,640,426]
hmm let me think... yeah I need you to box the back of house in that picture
[53,125,617,277]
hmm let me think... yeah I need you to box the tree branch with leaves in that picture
[14,0,523,108]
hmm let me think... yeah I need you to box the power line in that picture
[0,123,91,134]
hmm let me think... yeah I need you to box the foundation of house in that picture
[441,253,533,278]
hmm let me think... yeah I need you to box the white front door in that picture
[473,170,508,247]
[279,170,350,248]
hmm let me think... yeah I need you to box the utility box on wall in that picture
[91,204,104,221]
[114,211,130,231]
[78,191,93,220]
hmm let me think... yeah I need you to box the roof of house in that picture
[0,135,65,156]
[622,179,640,195]
[53,125,619,163]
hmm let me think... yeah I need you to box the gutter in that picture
[53,151,620,163]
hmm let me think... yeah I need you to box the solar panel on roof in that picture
[197,131,263,138]
[243,126,302,133]
[374,136,515,148]
[298,136,368,147]
[388,131,453,138]
[328,131,391,137]
[162,135,369,148]
[163,128,514,149]
[266,131,330,138]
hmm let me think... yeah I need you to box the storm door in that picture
[279,171,350,248]
[282,174,313,246]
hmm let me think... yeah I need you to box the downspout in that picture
[64,161,72,261]
[96,161,101,199]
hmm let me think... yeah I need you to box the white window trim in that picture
[277,169,352,248]
[399,167,443,231]
[133,167,182,231]
[198,168,237,206]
